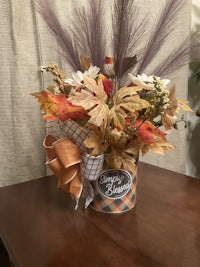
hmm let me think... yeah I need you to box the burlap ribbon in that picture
[43,135,82,206]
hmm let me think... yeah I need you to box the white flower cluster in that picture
[129,73,171,119]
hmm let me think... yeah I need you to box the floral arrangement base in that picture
[90,168,137,214]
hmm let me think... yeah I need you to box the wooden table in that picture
[0,162,200,267]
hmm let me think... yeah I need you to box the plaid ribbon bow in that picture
[45,119,104,208]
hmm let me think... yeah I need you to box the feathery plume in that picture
[136,0,188,75]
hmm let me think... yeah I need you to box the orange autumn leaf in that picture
[134,119,166,144]
[31,91,87,121]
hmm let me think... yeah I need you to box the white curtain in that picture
[0,0,62,187]
[0,0,46,186]
[0,0,193,187]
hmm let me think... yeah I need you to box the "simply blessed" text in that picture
[97,170,132,199]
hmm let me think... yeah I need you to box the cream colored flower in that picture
[65,71,83,87]
[154,76,170,89]
[65,65,100,87]
[84,65,100,78]
[129,73,170,90]
[128,73,155,90]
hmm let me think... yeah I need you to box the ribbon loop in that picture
[53,138,82,167]
[44,135,82,203]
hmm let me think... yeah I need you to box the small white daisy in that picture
[128,73,155,90]
[85,65,100,79]
[64,65,100,87]
[65,70,83,87]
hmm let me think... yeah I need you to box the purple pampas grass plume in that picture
[136,0,188,75]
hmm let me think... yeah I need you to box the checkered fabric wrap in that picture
[46,119,90,152]
[45,119,104,208]
[81,153,104,181]
[46,119,65,139]
[90,174,137,213]
[80,153,104,208]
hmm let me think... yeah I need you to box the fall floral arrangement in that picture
[32,60,192,170]
[32,0,199,209]
[31,59,192,208]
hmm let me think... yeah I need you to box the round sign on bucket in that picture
[90,168,137,214]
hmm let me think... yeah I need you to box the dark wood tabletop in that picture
[0,162,200,267]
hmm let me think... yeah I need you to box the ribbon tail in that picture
[68,169,82,203]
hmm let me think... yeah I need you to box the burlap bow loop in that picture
[43,135,82,205]
[53,137,82,168]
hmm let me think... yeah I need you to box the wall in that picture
[186,0,200,178]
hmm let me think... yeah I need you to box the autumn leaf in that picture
[83,75,107,101]
[166,84,178,116]
[84,124,108,155]
[141,138,175,156]
[106,137,139,174]
[109,106,127,130]
[106,149,137,174]
[88,104,110,127]
[134,119,166,144]
[161,84,192,130]
[161,84,178,130]
[80,54,92,70]
[109,86,150,129]
[121,56,137,76]
[106,128,130,149]
[31,91,87,121]
[177,98,193,112]
[113,86,143,102]
[68,76,109,127]
[161,114,175,131]
[84,134,103,155]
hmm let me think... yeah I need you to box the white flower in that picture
[65,71,83,87]
[84,65,100,79]
[64,65,100,87]
[129,73,170,90]
[128,73,155,90]
[138,74,154,83]
[155,77,170,88]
